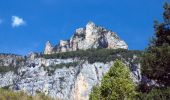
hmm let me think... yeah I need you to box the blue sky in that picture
[0,0,167,55]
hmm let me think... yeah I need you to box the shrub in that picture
[136,87,170,100]
[44,62,79,75]
[0,88,53,100]
[0,66,19,74]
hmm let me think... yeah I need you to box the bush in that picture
[0,88,53,100]
[136,87,170,100]
[1,85,10,90]
[0,66,19,74]
[44,62,79,75]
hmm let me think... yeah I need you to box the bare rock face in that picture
[47,21,128,53]
[27,52,39,61]
[56,40,70,52]
[0,54,25,67]
[44,41,53,54]
[7,58,140,100]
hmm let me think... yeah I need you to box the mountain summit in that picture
[44,22,128,54]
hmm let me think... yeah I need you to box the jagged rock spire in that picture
[44,41,53,54]
[44,21,128,54]
[86,21,95,29]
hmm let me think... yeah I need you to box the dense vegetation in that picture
[90,60,137,100]
[0,66,19,74]
[0,88,53,100]
[44,62,79,75]
[137,87,170,100]
[137,2,170,99]
[43,49,142,64]
[141,2,170,89]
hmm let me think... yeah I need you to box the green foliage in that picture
[89,86,101,100]
[89,60,137,100]
[0,66,19,74]
[2,85,10,90]
[0,88,53,100]
[136,87,170,100]
[44,62,79,75]
[141,2,170,87]
[43,49,142,64]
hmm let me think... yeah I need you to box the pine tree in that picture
[142,2,170,87]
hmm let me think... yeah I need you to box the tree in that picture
[89,60,137,100]
[89,86,101,100]
[141,2,170,87]
[137,87,170,100]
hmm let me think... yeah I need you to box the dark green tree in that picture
[142,2,170,87]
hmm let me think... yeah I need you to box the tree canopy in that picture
[142,2,170,87]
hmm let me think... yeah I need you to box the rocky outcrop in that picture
[46,21,128,53]
[27,52,39,61]
[44,41,53,54]
[0,72,18,88]
[0,53,25,67]
[55,40,70,53]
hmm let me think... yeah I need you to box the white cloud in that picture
[12,16,25,27]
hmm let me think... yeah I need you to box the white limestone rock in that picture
[47,21,128,53]
[0,72,18,88]
[44,41,53,54]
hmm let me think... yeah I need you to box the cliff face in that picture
[0,52,141,100]
[44,22,128,54]
[0,54,24,88]
[0,54,24,67]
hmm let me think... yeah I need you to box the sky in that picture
[0,0,168,55]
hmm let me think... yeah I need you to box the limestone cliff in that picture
[0,51,141,100]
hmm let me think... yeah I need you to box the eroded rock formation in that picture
[44,21,128,54]
[44,41,53,54]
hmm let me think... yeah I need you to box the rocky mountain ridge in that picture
[44,22,128,54]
